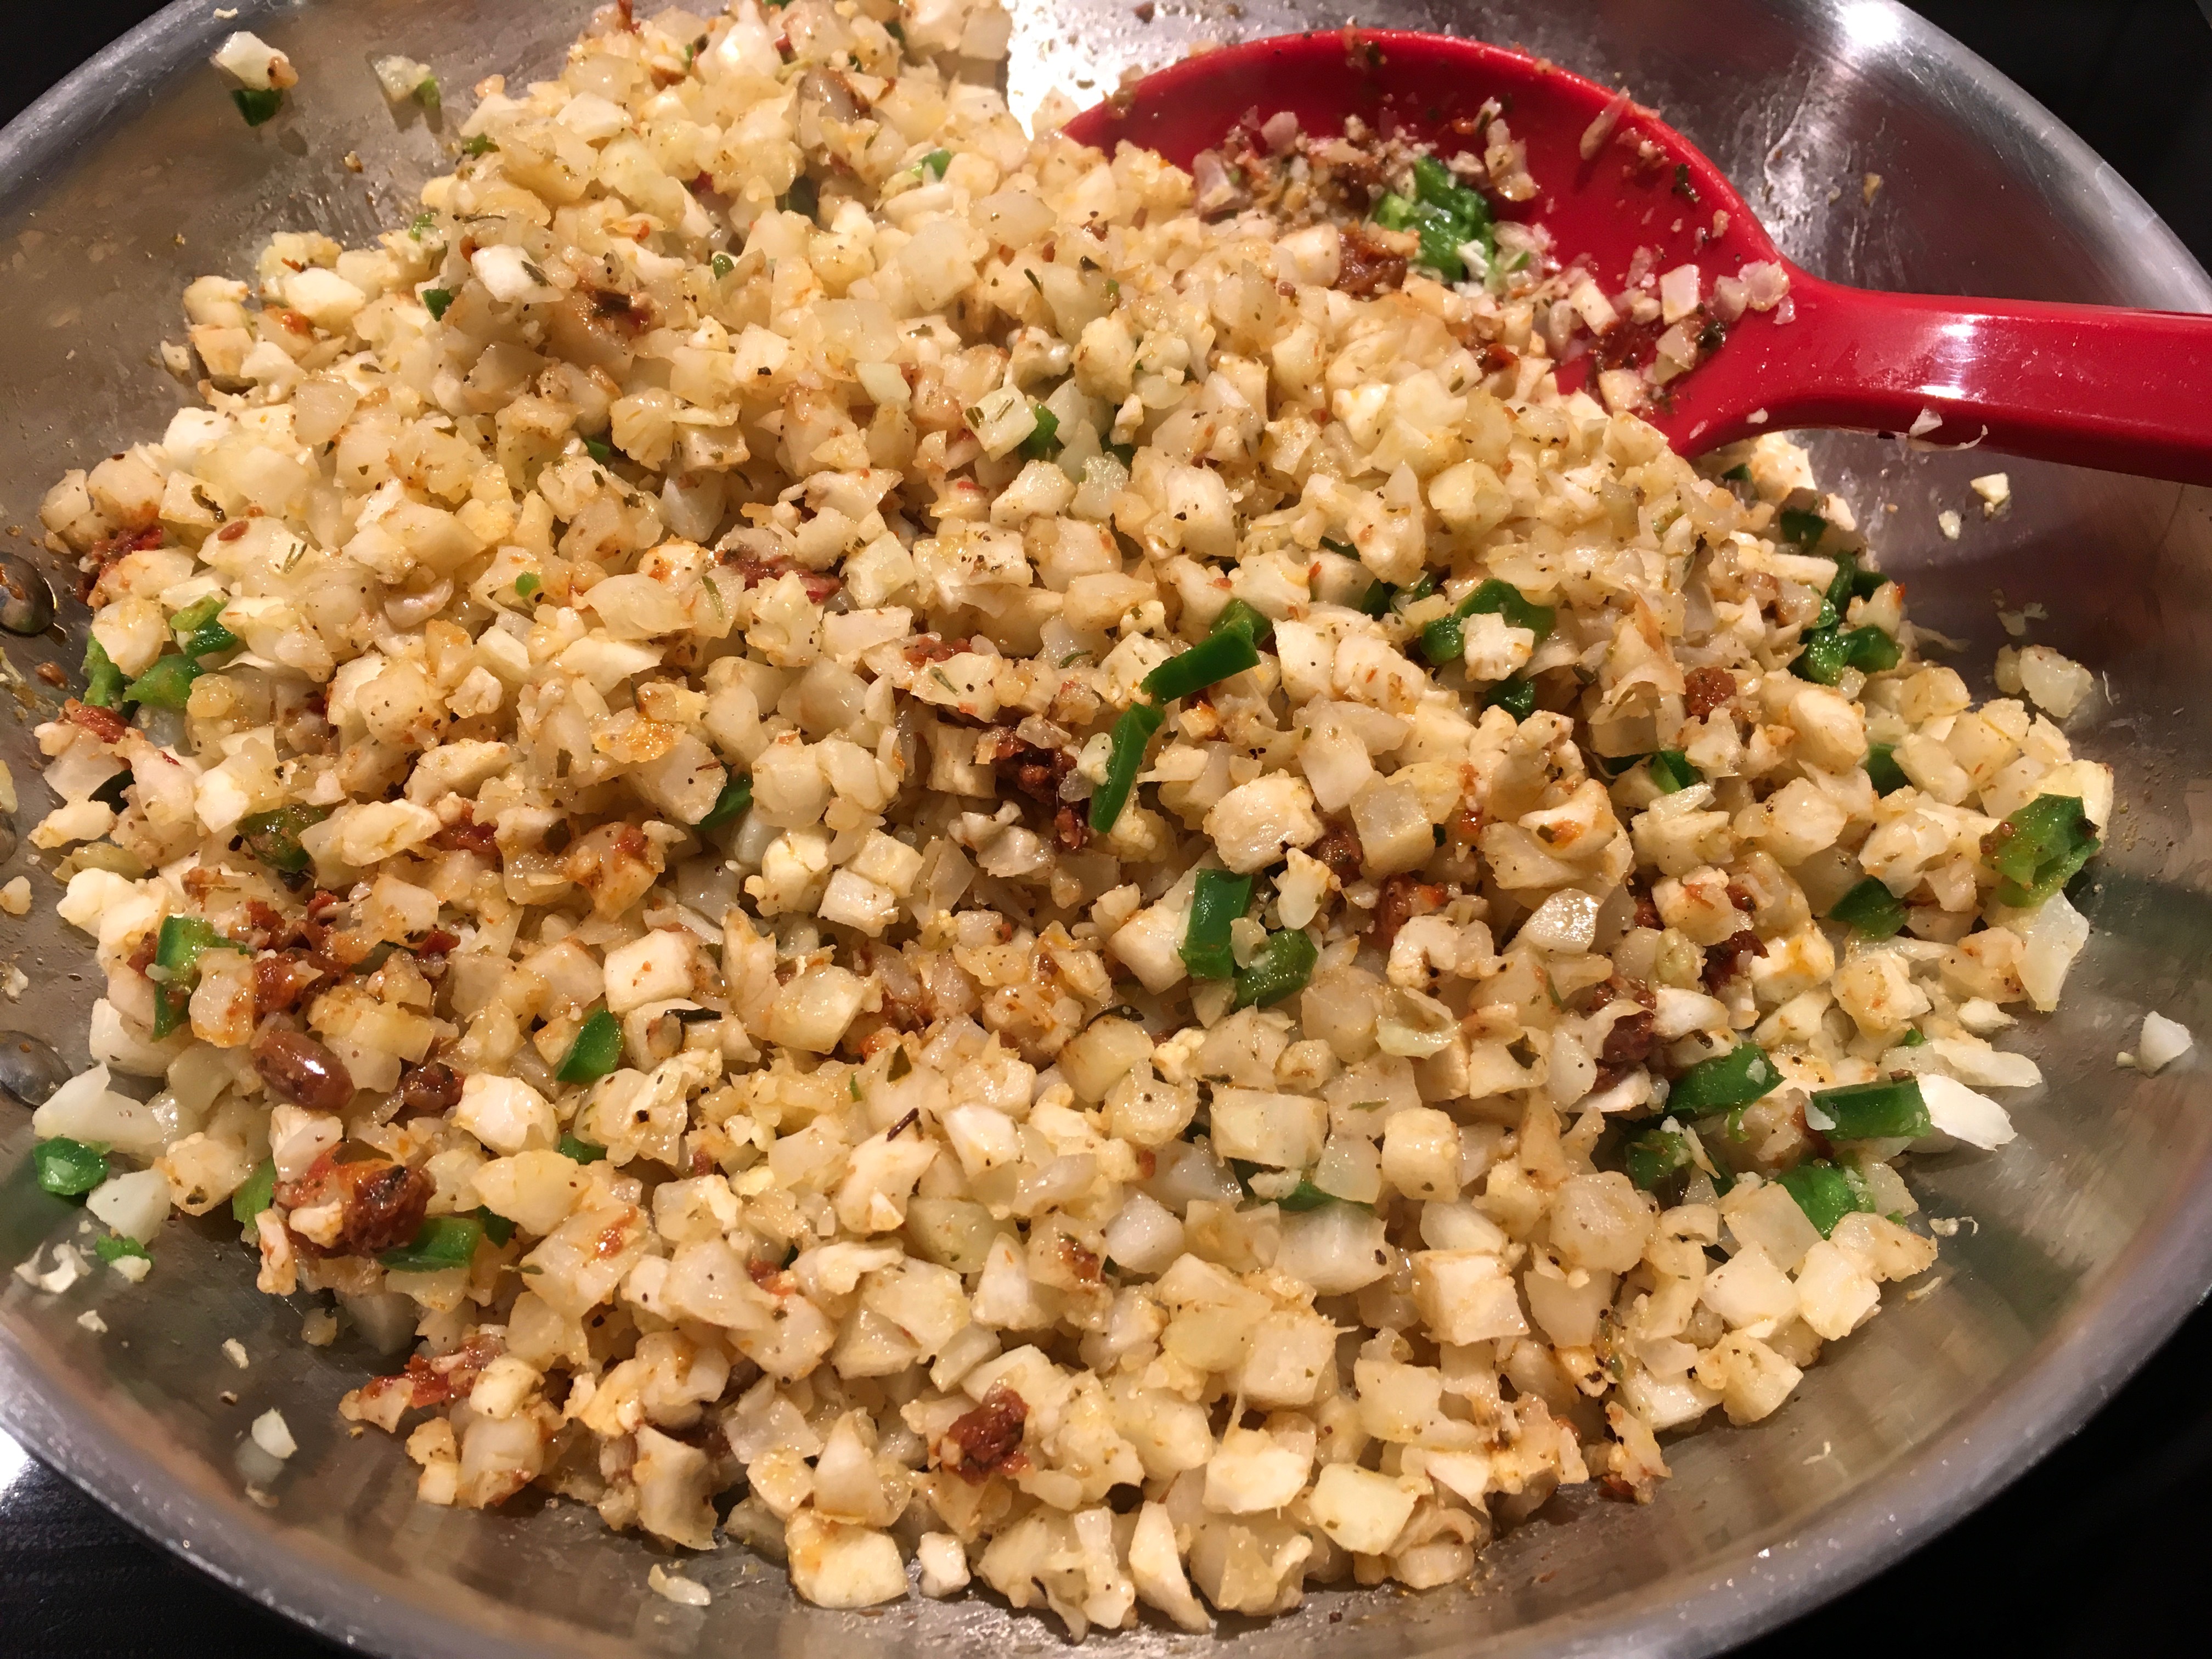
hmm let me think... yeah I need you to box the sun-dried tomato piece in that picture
[1371,874,1444,953]
[63,699,128,744]
[1701,928,1767,991]
[1683,665,1737,720]
[943,1386,1029,1483]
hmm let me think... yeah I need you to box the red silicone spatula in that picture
[1063,30,2212,486]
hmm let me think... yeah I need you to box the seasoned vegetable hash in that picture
[18,0,2111,1630]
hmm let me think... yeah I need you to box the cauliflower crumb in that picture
[1937,509,1962,540]
[223,1338,250,1369]
[210,31,296,91]
[648,1565,712,1607]
[251,1408,297,1460]
[15,1243,84,1294]
[1970,472,2011,517]
[2137,1012,2193,1074]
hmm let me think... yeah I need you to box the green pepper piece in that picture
[1827,876,1908,940]
[421,287,455,320]
[710,252,736,280]
[1356,579,1393,618]
[1419,615,1466,666]
[1667,1045,1781,1114]
[123,653,201,709]
[461,133,497,157]
[698,772,754,831]
[1865,742,1909,795]
[1484,677,1537,720]
[1983,794,2100,907]
[1233,929,1318,1009]
[184,616,241,659]
[236,804,329,875]
[83,638,127,708]
[1410,212,1468,281]
[1791,627,1852,685]
[1841,625,1900,674]
[379,1214,486,1273]
[168,595,226,638]
[231,1159,276,1225]
[1778,1159,1872,1237]
[474,1206,517,1247]
[1180,868,1253,981]
[1212,599,1274,647]
[94,1232,150,1264]
[415,76,441,112]
[558,1133,608,1165]
[1410,155,1461,209]
[1369,159,1494,283]
[1897,1028,1926,1048]
[1720,463,1752,483]
[1649,751,1700,793]
[1810,553,1884,628]
[1811,1077,1932,1140]
[1277,1178,1353,1212]
[1778,507,1826,550]
[1141,629,1261,703]
[33,1137,108,1198]
[1838,556,1886,605]
[1624,1126,1692,1192]
[1018,404,1061,461]
[781,175,819,222]
[150,914,249,1037]
[1089,704,1164,834]
[557,1008,624,1085]
[1464,579,1554,641]
[1421,578,1554,666]
[921,149,951,179]
[232,87,283,127]
[1372,192,1418,234]
[1412,154,1493,238]
[583,436,613,465]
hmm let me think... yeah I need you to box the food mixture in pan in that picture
[15,0,2117,1629]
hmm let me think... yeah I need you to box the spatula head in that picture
[1063,30,1789,445]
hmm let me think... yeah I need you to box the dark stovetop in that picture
[2,2,2209,1655]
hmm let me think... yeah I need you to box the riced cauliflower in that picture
[16,0,2115,1633]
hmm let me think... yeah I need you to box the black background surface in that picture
[0,2,2207,1654]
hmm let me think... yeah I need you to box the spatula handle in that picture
[1661,269,2212,486]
